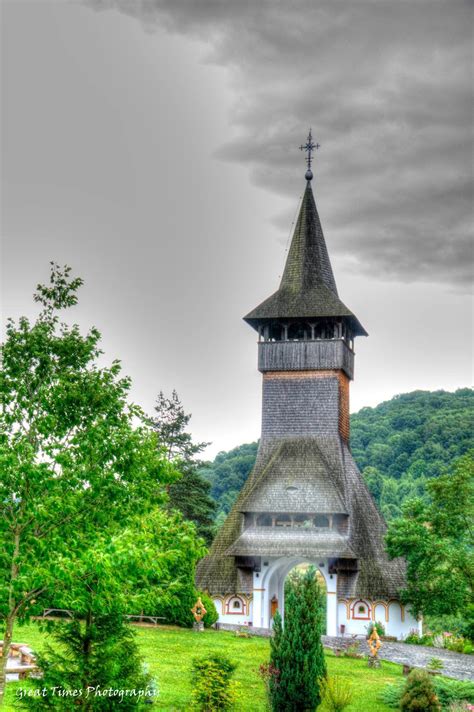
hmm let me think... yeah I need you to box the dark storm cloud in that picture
[89,0,473,288]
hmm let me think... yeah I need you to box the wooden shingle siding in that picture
[258,339,354,379]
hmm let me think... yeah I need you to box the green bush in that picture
[380,681,405,708]
[198,591,219,628]
[425,607,474,643]
[381,676,474,710]
[343,642,363,659]
[443,635,474,654]
[400,670,441,712]
[367,621,386,637]
[321,676,353,711]
[405,630,434,646]
[433,678,474,708]
[191,654,238,711]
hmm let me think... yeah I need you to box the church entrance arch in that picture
[282,563,327,632]
[258,556,337,635]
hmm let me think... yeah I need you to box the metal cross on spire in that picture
[299,128,320,181]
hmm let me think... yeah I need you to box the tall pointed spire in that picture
[280,181,338,296]
[244,139,367,336]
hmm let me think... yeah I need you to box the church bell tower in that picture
[196,131,420,640]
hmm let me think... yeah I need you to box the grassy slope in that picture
[4,622,403,711]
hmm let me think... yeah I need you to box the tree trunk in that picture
[0,613,15,706]
[82,610,94,712]
[0,528,21,706]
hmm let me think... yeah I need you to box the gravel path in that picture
[323,636,474,682]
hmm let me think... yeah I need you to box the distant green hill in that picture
[199,388,473,522]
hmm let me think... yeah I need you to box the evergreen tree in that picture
[400,670,441,712]
[21,614,156,710]
[268,567,326,711]
[152,391,216,544]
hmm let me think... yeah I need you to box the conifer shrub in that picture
[381,677,474,709]
[268,566,326,711]
[198,592,219,628]
[321,676,353,712]
[191,654,238,711]
[400,670,441,712]
[20,614,156,710]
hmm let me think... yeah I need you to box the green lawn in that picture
[4,622,403,710]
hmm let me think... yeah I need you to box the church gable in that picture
[239,438,347,515]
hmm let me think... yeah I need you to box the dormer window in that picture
[315,515,329,528]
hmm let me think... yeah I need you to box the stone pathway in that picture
[323,636,474,682]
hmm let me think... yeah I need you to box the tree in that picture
[0,264,178,701]
[152,391,216,543]
[152,390,208,462]
[20,615,156,710]
[400,670,441,712]
[386,453,474,622]
[268,567,326,711]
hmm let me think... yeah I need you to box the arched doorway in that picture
[256,556,338,634]
[282,563,326,632]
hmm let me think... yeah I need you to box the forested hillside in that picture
[199,389,473,522]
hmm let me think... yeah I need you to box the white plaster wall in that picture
[213,598,223,616]
[217,613,252,626]
[336,600,421,640]
[374,604,387,625]
[214,596,251,627]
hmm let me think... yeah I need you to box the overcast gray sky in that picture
[1,0,473,457]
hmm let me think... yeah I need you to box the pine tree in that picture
[400,669,441,711]
[152,391,216,544]
[269,567,326,711]
[21,614,156,710]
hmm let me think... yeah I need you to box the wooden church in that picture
[196,133,420,639]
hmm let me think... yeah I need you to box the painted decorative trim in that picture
[372,600,389,623]
[351,599,371,620]
[338,598,351,619]
[225,595,247,615]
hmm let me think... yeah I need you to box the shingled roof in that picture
[237,439,347,514]
[196,437,407,599]
[244,182,367,337]
[226,527,356,559]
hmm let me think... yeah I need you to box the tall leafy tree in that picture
[386,452,474,629]
[21,509,205,709]
[152,391,216,543]
[0,264,179,701]
[269,567,326,711]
